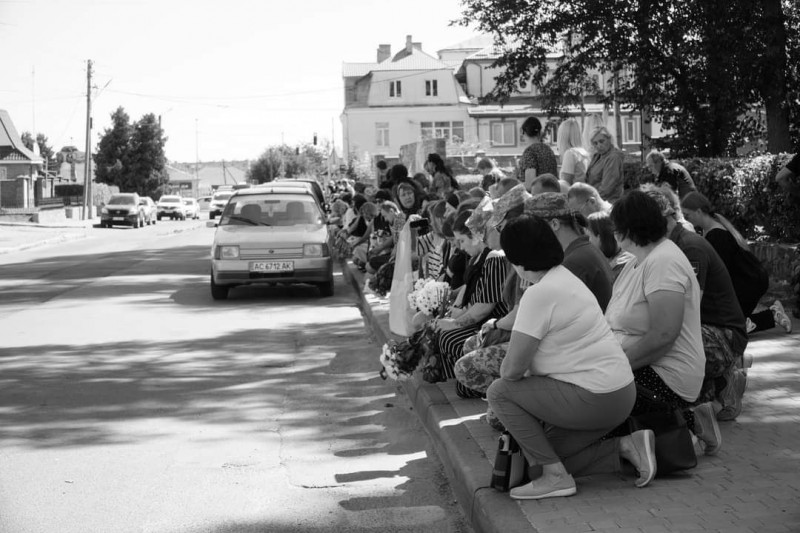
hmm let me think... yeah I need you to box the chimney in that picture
[405,35,413,53]
[377,44,391,63]
[413,41,422,51]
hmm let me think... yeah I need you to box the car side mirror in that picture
[206,220,218,228]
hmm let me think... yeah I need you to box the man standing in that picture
[646,149,697,199]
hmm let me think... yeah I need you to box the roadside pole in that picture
[82,59,93,220]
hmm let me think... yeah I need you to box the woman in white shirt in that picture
[488,215,654,501]
[557,118,590,185]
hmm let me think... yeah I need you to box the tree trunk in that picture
[761,0,792,153]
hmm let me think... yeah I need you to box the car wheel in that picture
[133,216,139,229]
[210,275,229,300]
[318,279,334,297]
[157,215,162,221]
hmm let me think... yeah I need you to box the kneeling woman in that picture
[488,215,655,500]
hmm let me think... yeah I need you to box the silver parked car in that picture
[139,196,158,225]
[207,186,333,299]
[182,198,200,219]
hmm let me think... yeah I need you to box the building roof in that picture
[0,109,43,164]
[342,62,378,78]
[438,34,495,54]
[371,48,452,72]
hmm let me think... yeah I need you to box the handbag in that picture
[490,431,529,492]
[627,385,697,475]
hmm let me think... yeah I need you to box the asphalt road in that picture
[0,222,471,533]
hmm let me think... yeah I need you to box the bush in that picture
[625,154,800,243]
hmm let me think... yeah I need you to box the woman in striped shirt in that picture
[435,207,509,398]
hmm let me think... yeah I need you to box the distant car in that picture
[101,193,145,228]
[157,195,187,220]
[207,186,333,300]
[209,190,235,220]
[183,198,200,219]
[139,196,157,225]
[197,196,212,211]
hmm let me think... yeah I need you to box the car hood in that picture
[213,224,329,245]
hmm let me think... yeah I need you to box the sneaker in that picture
[509,473,577,500]
[620,429,657,488]
[717,369,747,421]
[770,300,793,333]
[694,402,722,455]
[746,317,756,334]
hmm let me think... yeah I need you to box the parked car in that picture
[269,179,326,210]
[157,195,187,220]
[183,198,200,219]
[139,196,157,225]
[207,186,333,300]
[101,193,145,228]
[209,190,235,220]
[197,196,212,211]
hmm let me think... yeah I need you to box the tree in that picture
[20,131,56,170]
[126,113,170,198]
[247,144,326,183]
[457,0,795,156]
[94,107,169,197]
[94,107,132,188]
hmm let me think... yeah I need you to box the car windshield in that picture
[160,197,182,203]
[108,195,136,205]
[219,194,322,227]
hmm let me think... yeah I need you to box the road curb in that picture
[340,258,535,533]
[0,231,88,255]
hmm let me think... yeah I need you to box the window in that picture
[376,122,389,147]
[490,121,516,146]
[389,80,402,98]
[425,79,438,97]
[623,116,641,144]
[420,121,465,142]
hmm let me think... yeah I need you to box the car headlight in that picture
[101,207,108,214]
[216,245,240,259]
[303,243,324,257]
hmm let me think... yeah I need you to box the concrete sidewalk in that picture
[342,259,800,533]
[0,219,96,254]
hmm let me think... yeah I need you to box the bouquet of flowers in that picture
[366,260,394,297]
[378,314,446,383]
[407,278,451,318]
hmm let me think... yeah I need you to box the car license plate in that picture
[250,261,294,273]
[113,217,124,221]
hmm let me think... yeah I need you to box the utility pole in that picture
[82,59,93,220]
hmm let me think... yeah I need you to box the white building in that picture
[341,35,654,164]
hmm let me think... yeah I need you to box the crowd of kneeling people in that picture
[328,123,793,501]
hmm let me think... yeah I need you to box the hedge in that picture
[625,154,799,243]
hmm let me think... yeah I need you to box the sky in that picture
[0,0,480,164]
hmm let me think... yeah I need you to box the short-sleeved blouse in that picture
[517,143,558,180]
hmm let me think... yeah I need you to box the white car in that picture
[182,198,200,219]
[157,195,187,220]
[209,190,234,220]
[207,186,333,300]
